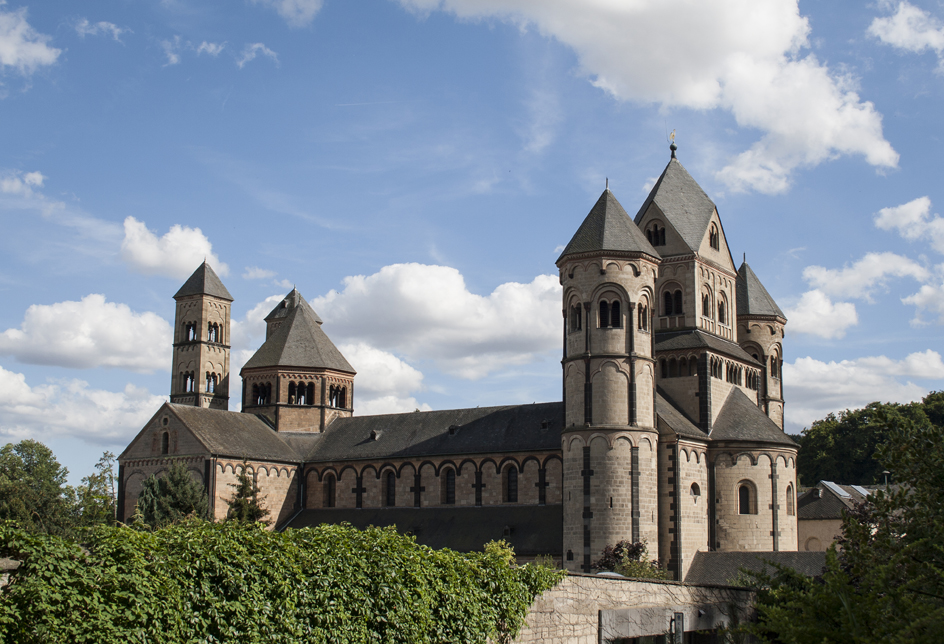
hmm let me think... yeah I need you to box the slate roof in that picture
[283,505,562,556]
[684,551,827,586]
[655,390,707,440]
[174,262,233,301]
[306,402,562,463]
[557,190,659,263]
[737,263,785,319]
[633,157,717,253]
[265,288,322,326]
[709,389,797,446]
[655,330,761,365]
[242,289,354,373]
[797,481,869,520]
[165,403,303,462]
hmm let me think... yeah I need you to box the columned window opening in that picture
[673,290,683,315]
[646,222,666,246]
[660,359,667,378]
[610,300,621,327]
[569,304,582,332]
[637,303,649,331]
[306,382,315,406]
[323,474,336,508]
[385,471,396,507]
[679,357,688,375]
[206,372,217,393]
[669,358,678,378]
[718,300,726,325]
[207,323,220,343]
[771,355,780,378]
[504,465,518,503]
[252,382,271,406]
[738,481,757,515]
[442,468,456,505]
[161,432,169,455]
[329,385,348,408]
[288,382,297,404]
[786,483,795,515]
[709,224,720,250]
[599,301,610,328]
[702,294,711,317]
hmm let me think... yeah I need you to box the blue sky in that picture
[2,0,944,483]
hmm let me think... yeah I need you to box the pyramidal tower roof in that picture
[242,289,354,373]
[557,189,659,264]
[174,262,233,301]
[633,153,717,253]
[737,262,786,320]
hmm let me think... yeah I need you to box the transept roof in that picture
[737,262,786,319]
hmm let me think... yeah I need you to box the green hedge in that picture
[0,520,564,644]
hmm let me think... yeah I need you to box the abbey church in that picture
[118,147,799,581]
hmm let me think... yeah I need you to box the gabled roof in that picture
[737,263,786,319]
[557,190,659,263]
[655,389,707,440]
[174,262,233,301]
[655,329,761,366]
[797,481,870,520]
[710,389,797,446]
[265,288,322,325]
[242,289,354,373]
[306,402,562,463]
[119,402,304,462]
[633,157,717,254]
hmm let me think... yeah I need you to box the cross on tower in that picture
[351,476,367,509]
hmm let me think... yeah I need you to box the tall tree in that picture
[225,464,270,525]
[0,440,73,536]
[136,461,210,528]
[73,452,117,527]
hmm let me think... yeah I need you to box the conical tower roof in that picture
[737,262,786,320]
[174,262,233,301]
[557,189,659,264]
[634,156,717,253]
[242,289,354,373]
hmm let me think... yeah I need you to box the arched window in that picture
[673,290,683,314]
[288,382,297,404]
[637,303,648,331]
[709,224,720,250]
[689,358,697,376]
[679,357,687,376]
[669,358,678,378]
[738,482,755,515]
[660,359,667,379]
[646,222,666,246]
[251,384,259,405]
[385,471,396,507]
[664,291,673,316]
[161,431,169,455]
[206,372,216,394]
[702,294,710,317]
[718,300,726,325]
[323,474,336,508]
[771,355,780,378]
[505,466,518,503]
[442,468,456,505]
[610,300,621,328]
[569,304,582,332]
[599,301,610,328]
[297,382,307,405]
[307,382,315,406]
[786,483,795,516]
[691,482,701,501]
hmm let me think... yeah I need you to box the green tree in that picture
[136,461,209,528]
[0,440,74,536]
[72,451,117,528]
[225,463,270,525]
[748,406,944,643]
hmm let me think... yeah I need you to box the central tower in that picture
[558,188,662,572]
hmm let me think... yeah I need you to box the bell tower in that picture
[170,262,232,410]
[558,188,662,573]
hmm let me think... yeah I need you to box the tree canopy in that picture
[748,406,944,643]
[136,461,209,528]
[0,440,73,536]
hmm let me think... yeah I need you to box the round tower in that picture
[735,262,787,428]
[558,188,662,573]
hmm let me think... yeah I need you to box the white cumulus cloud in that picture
[251,0,324,27]
[237,43,278,69]
[0,169,43,197]
[874,196,944,254]
[782,289,858,339]
[313,263,562,379]
[243,266,276,280]
[196,41,225,56]
[0,366,166,443]
[75,19,128,41]
[0,4,60,75]
[398,0,898,194]
[339,343,431,415]
[801,252,929,301]
[160,36,181,66]
[784,350,944,432]
[0,295,172,373]
[869,1,944,70]
[120,216,229,280]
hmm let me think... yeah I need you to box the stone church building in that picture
[118,147,798,581]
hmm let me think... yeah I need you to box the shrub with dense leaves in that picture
[0,520,564,644]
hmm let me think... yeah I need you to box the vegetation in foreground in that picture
[746,407,944,644]
[0,520,564,644]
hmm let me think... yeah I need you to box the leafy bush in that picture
[592,540,666,579]
[0,520,564,644]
